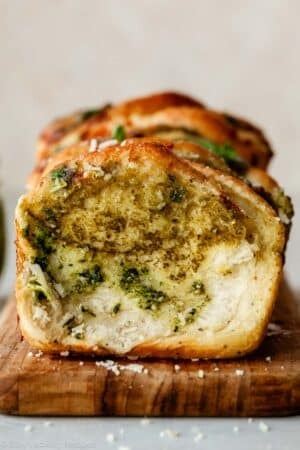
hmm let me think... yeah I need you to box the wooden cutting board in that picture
[1,280,300,417]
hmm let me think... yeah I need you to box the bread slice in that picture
[32,91,272,190]
[16,139,285,358]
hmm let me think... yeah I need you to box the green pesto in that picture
[271,188,293,223]
[112,124,126,142]
[192,281,204,294]
[43,207,57,222]
[33,227,54,255]
[51,166,74,183]
[80,103,111,121]
[74,265,104,293]
[185,307,197,324]
[168,174,186,203]
[33,255,48,271]
[63,317,84,339]
[137,286,167,310]
[173,317,180,332]
[63,316,77,329]
[22,225,30,238]
[112,302,121,314]
[79,265,104,284]
[80,305,96,317]
[81,108,103,121]
[170,186,186,202]
[120,267,139,290]
[119,266,168,310]
[173,132,248,173]
[28,277,49,303]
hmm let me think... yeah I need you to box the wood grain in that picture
[0,280,300,417]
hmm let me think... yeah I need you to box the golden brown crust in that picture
[36,92,202,164]
[111,91,204,116]
[32,91,273,190]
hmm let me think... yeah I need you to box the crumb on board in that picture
[43,421,52,427]
[106,433,116,443]
[194,432,204,442]
[94,359,148,376]
[259,421,270,432]
[160,429,181,439]
[140,418,151,426]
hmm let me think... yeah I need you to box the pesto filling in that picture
[22,161,250,336]
[151,127,248,173]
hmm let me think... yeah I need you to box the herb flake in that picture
[112,124,126,142]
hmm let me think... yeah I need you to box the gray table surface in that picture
[1,191,299,450]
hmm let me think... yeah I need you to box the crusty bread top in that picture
[30,136,293,235]
[35,91,273,173]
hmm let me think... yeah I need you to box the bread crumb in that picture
[35,350,43,358]
[127,355,139,361]
[198,369,205,379]
[265,356,272,363]
[259,421,269,432]
[96,360,120,375]
[43,421,52,427]
[235,369,244,376]
[160,429,180,439]
[60,351,69,357]
[247,418,253,423]
[24,425,32,432]
[27,351,33,357]
[233,426,239,433]
[174,364,180,372]
[124,363,144,374]
[140,418,151,426]
[194,432,204,442]
[106,433,115,443]
[191,358,199,362]
[79,361,84,366]
[214,367,219,372]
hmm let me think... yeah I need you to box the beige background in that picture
[1,0,300,193]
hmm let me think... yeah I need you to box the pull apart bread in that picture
[16,139,288,358]
[31,91,272,189]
